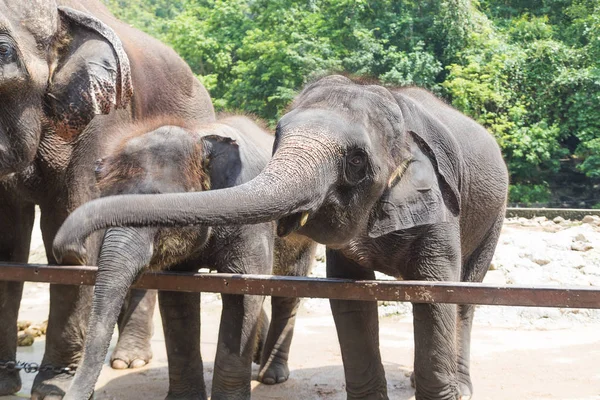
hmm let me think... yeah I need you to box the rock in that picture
[571,241,593,252]
[488,262,497,271]
[28,244,48,264]
[314,245,326,262]
[574,233,588,243]
[17,321,32,331]
[37,320,48,335]
[17,332,35,347]
[543,224,561,233]
[553,216,565,224]
[521,251,552,266]
[533,216,547,223]
[24,326,42,338]
[582,215,600,225]
[532,257,551,266]
[483,270,506,285]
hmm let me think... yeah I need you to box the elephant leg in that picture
[159,290,206,400]
[456,304,474,399]
[259,239,315,385]
[32,208,99,400]
[211,225,272,400]
[410,225,462,400]
[456,213,504,399]
[211,293,264,400]
[111,288,157,370]
[32,283,93,400]
[253,307,269,365]
[0,194,34,396]
[327,249,388,400]
[412,302,459,400]
[258,296,299,385]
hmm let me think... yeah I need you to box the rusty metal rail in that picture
[1,263,599,308]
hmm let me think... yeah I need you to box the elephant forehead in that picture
[0,0,58,42]
[279,109,370,148]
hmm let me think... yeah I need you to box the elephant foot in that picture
[211,392,250,400]
[31,369,74,400]
[410,372,466,400]
[0,369,21,396]
[110,341,152,370]
[165,392,207,400]
[258,359,290,385]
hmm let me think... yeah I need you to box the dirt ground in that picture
[4,213,600,399]
[6,286,600,400]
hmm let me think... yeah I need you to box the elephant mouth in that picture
[277,211,310,237]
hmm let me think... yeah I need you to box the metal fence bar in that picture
[1,263,599,308]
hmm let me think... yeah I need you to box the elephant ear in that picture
[45,7,133,140]
[368,94,462,238]
[201,135,242,190]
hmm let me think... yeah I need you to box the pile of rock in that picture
[17,320,47,347]
[504,214,600,234]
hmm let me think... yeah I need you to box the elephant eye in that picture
[348,154,366,167]
[344,150,368,184]
[0,43,15,61]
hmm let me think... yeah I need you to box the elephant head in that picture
[0,0,132,178]
[54,75,462,260]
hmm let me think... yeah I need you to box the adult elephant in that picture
[0,0,214,398]
[54,75,508,400]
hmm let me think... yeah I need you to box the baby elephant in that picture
[64,116,316,400]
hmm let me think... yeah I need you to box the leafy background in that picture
[105,0,600,206]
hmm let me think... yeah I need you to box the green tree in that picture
[104,0,600,204]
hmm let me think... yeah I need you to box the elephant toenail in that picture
[130,359,147,369]
[111,359,129,370]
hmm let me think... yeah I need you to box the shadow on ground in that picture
[94,362,414,400]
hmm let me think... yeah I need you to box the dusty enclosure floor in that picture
[3,212,600,399]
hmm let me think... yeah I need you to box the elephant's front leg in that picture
[410,225,463,400]
[211,225,272,399]
[412,303,459,400]
[111,288,157,369]
[32,283,93,400]
[31,209,99,400]
[212,293,265,400]
[0,197,34,396]
[159,290,206,400]
[258,296,299,385]
[327,249,388,400]
[259,238,316,385]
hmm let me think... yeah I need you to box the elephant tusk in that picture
[388,159,411,187]
[300,212,310,227]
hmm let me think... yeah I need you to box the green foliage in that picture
[509,183,552,204]
[104,0,600,203]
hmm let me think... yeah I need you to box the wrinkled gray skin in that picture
[0,0,214,398]
[64,116,316,400]
[54,76,509,400]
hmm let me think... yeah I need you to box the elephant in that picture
[62,115,316,400]
[54,75,509,400]
[0,0,214,398]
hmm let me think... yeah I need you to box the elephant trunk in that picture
[64,228,154,400]
[54,139,338,261]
